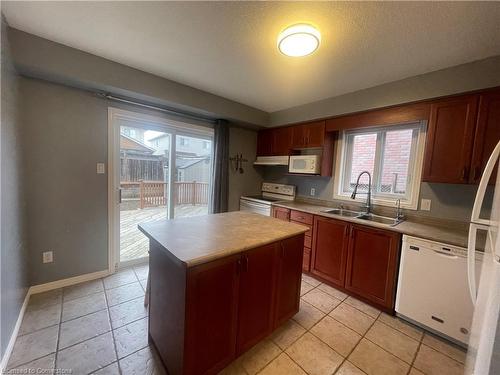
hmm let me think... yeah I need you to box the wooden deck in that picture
[120,204,209,262]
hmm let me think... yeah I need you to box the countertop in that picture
[272,201,472,249]
[138,211,309,267]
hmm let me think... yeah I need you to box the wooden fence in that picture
[120,180,209,209]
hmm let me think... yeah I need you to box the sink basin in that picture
[357,214,403,226]
[322,209,362,217]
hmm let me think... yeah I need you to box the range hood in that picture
[253,156,289,166]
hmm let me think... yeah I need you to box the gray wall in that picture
[21,78,109,285]
[228,126,263,211]
[270,55,500,126]
[1,17,29,358]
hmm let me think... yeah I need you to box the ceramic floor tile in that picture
[408,367,425,375]
[217,358,248,375]
[365,321,419,364]
[349,338,409,375]
[413,344,464,375]
[59,309,111,349]
[302,274,321,287]
[421,333,466,363]
[19,303,61,335]
[105,281,145,307]
[113,317,149,359]
[57,332,117,374]
[62,291,107,322]
[103,268,138,290]
[109,296,148,329]
[292,300,325,329]
[310,316,361,357]
[119,346,166,375]
[133,264,149,280]
[8,353,55,373]
[378,313,423,341]
[329,303,375,335]
[92,362,121,375]
[302,289,341,313]
[270,319,306,350]
[317,283,348,301]
[344,297,381,319]
[300,281,315,296]
[27,289,62,310]
[239,339,281,375]
[286,332,343,375]
[8,325,58,368]
[336,361,367,375]
[259,353,306,375]
[63,279,104,302]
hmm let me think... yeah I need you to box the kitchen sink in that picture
[356,214,403,226]
[321,208,362,217]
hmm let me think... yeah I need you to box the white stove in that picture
[240,183,296,216]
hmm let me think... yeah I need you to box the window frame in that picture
[333,121,427,210]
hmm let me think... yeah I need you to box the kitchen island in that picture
[139,211,308,375]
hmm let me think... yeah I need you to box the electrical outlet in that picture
[420,199,431,211]
[96,163,105,174]
[43,251,53,263]
[310,188,316,196]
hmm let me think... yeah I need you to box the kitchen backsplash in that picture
[263,166,493,222]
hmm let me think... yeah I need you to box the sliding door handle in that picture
[118,188,123,204]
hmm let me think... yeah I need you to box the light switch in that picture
[43,251,53,263]
[420,199,431,211]
[97,163,106,174]
[310,188,316,196]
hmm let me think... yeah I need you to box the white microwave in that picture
[288,155,321,174]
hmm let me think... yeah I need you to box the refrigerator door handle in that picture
[467,223,478,304]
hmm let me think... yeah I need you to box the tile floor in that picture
[6,266,467,375]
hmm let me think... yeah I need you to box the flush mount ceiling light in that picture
[277,24,321,57]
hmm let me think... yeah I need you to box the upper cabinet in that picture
[291,121,325,148]
[256,127,293,156]
[422,95,478,183]
[470,91,500,184]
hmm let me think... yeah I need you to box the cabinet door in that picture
[422,95,478,183]
[274,127,293,155]
[470,90,500,184]
[310,216,349,287]
[185,255,240,375]
[305,121,325,148]
[257,129,274,156]
[345,225,401,310]
[272,207,290,221]
[274,235,304,327]
[291,125,306,148]
[237,244,278,354]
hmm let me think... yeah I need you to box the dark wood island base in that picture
[147,233,305,375]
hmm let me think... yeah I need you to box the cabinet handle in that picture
[280,242,285,258]
[350,227,354,238]
[236,259,242,275]
[461,167,469,181]
[243,255,249,272]
[344,226,348,237]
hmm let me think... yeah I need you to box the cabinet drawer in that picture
[290,210,313,225]
[304,235,312,248]
[303,248,311,273]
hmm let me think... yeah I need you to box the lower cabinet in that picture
[345,225,401,309]
[272,206,290,221]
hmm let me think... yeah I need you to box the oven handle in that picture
[239,199,269,209]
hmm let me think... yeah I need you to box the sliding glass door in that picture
[109,108,214,268]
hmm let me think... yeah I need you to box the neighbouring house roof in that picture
[176,156,209,169]
[120,134,156,153]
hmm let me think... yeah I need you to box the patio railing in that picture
[120,180,209,209]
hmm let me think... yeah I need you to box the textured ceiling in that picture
[3,1,500,112]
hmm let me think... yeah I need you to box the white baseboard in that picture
[0,268,111,371]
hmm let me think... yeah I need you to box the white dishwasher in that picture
[396,235,483,345]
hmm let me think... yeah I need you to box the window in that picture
[334,122,426,209]
[179,137,189,146]
[203,141,210,149]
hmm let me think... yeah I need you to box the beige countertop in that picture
[272,201,473,249]
[139,211,309,267]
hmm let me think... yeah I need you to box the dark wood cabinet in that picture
[422,95,479,183]
[274,235,304,326]
[272,206,290,221]
[185,255,240,375]
[344,225,401,309]
[256,127,293,156]
[310,216,349,287]
[237,244,277,354]
[256,129,274,156]
[470,90,500,184]
[291,121,325,149]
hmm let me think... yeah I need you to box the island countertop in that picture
[138,211,309,267]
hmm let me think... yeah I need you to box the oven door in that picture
[239,198,271,216]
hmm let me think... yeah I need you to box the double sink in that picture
[321,208,404,227]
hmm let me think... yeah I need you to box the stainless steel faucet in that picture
[351,171,372,215]
[395,199,405,222]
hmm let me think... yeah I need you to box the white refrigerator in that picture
[466,140,500,375]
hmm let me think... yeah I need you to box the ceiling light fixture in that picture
[277,24,321,57]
